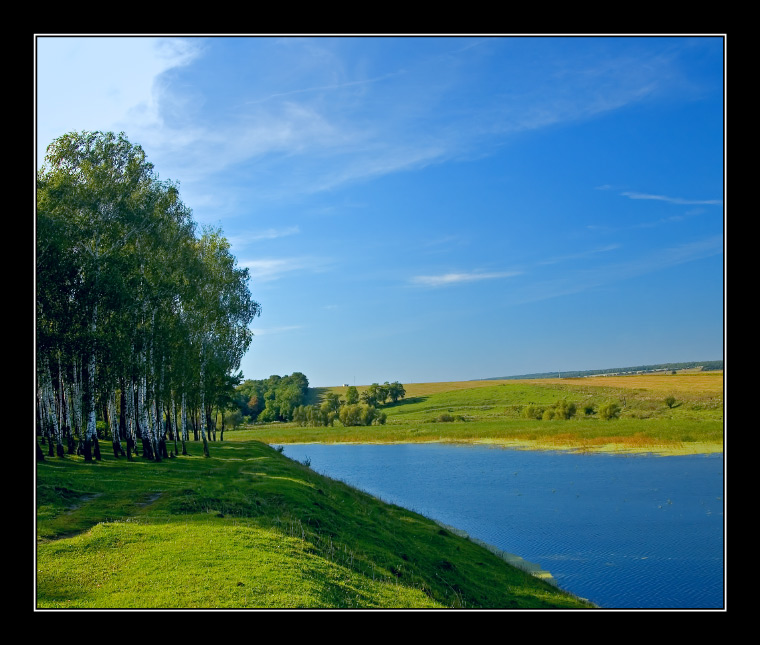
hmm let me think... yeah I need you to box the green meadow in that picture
[243,372,724,455]
[36,372,721,609]
[36,439,593,609]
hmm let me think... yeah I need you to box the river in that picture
[280,442,724,609]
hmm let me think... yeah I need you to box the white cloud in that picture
[621,191,723,206]
[36,36,203,162]
[251,325,303,336]
[240,256,331,283]
[247,226,301,242]
[410,271,520,288]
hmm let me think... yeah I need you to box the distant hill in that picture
[479,360,724,381]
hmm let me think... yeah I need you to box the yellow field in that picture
[325,371,724,399]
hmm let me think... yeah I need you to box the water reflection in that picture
[281,443,724,609]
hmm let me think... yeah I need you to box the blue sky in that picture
[36,35,725,386]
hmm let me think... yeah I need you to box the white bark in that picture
[124,379,136,447]
[181,391,188,445]
[108,390,120,453]
[69,360,83,440]
[86,305,98,448]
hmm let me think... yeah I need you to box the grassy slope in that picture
[250,372,724,455]
[36,440,593,609]
[37,372,721,609]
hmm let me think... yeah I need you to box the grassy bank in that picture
[242,373,724,455]
[36,439,594,609]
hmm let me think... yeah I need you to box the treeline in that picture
[36,131,260,462]
[233,373,311,423]
[231,379,406,427]
[483,360,724,381]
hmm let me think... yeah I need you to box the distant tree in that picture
[664,396,677,409]
[339,403,386,426]
[554,399,577,420]
[339,404,363,426]
[360,384,380,407]
[521,404,544,420]
[387,381,406,403]
[223,408,244,429]
[321,392,342,416]
[288,372,309,396]
[361,383,390,406]
[598,402,621,420]
[345,386,359,405]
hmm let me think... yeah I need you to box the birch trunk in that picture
[83,304,99,462]
[138,371,154,460]
[181,392,188,455]
[199,356,210,458]
[41,362,64,457]
[124,380,137,460]
[169,400,178,457]
[57,360,70,456]
[69,360,83,455]
[108,391,123,457]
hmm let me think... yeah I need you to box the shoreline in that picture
[272,438,723,457]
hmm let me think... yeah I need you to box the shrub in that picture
[436,413,456,423]
[521,404,544,420]
[554,399,577,420]
[339,404,385,426]
[223,409,244,429]
[542,408,555,421]
[664,396,677,409]
[598,401,621,420]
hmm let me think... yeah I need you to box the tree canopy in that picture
[36,131,260,461]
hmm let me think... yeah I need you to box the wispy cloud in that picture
[410,271,521,288]
[36,37,203,162]
[241,256,331,283]
[536,244,621,266]
[512,235,723,305]
[621,191,723,206]
[247,226,300,241]
[251,325,303,336]
[246,71,405,106]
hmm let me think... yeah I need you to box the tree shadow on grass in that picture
[383,396,427,408]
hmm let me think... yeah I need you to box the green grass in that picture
[38,373,721,608]
[36,440,593,609]
[239,373,724,455]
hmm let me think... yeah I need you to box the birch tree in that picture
[37,131,259,462]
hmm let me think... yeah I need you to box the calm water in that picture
[281,443,724,609]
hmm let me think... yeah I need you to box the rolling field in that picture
[36,439,593,609]
[247,372,724,455]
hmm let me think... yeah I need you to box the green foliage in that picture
[387,381,406,403]
[358,382,406,408]
[339,404,386,427]
[523,400,577,421]
[665,396,677,409]
[223,408,244,429]
[345,386,359,405]
[521,404,545,420]
[598,401,622,420]
[553,399,577,420]
[292,405,336,427]
[36,130,260,457]
[234,373,310,422]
